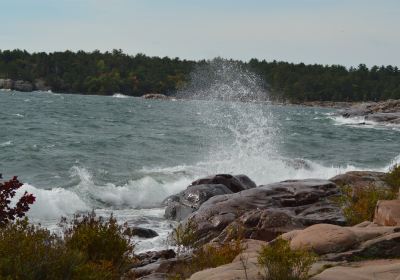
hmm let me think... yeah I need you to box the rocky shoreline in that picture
[0,78,51,92]
[338,99,400,125]
[132,170,400,280]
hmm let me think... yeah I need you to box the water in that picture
[1,81,400,252]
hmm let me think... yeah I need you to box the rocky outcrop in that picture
[281,222,400,261]
[311,259,400,280]
[163,174,256,221]
[374,200,400,226]
[330,171,391,192]
[0,79,13,89]
[13,80,33,92]
[142,93,170,100]
[339,99,400,124]
[187,179,344,244]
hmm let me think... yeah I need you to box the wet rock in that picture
[34,79,51,91]
[190,174,257,192]
[374,200,400,226]
[126,227,158,238]
[188,179,344,244]
[164,174,256,221]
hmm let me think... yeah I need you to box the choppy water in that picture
[1,88,399,252]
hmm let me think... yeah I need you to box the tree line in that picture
[0,49,399,102]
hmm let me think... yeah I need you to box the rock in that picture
[339,100,400,124]
[284,224,358,255]
[13,80,33,92]
[135,249,176,266]
[34,79,51,91]
[190,174,257,193]
[189,239,267,280]
[164,174,256,221]
[126,227,158,238]
[374,200,400,226]
[142,93,170,100]
[311,259,400,280]
[330,171,390,191]
[188,179,344,244]
[0,78,13,89]
[164,184,234,221]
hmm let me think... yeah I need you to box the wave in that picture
[329,115,400,131]
[112,93,130,98]
[0,140,12,147]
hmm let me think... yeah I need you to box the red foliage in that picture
[0,176,35,226]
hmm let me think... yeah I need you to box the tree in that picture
[0,176,35,226]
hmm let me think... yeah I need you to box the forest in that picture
[0,49,399,102]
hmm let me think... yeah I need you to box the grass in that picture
[258,238,317,280]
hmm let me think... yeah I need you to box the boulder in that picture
[34,79,51,91]
[13,80,33,92]
[374,200,400,226]
[283,224,358,255]
[188,179,344,244]
[126,227,158,238]
[164,174,256,221]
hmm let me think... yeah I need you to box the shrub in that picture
[168,220,245,279]
[385,164,400,192]
[0,213,135,280]
[170,219,199,255]
[0,176,35,226]
[62,211,135,275]
[257,238,317,280]
[336,184,397,225]
[0,218,79,279]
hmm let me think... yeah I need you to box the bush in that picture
[168,220,245,279]
[336,184,397,225]
[385,164,400,192]
[0,176,35,226]
[0,213,135,280]
[62,211,135,276]
[170,219,199,255]
[258,238,317,280]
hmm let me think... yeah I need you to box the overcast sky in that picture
[1,0,399,67]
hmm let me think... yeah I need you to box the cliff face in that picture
[0,78,50,92]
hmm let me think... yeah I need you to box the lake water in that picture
[1,90,399,252]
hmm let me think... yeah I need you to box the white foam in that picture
[15,183,89,220]
[112,93,130,98]
[0,140,12,147]
[329,115,400,131]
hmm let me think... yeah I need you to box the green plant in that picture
[336,184,397,225]
[385,164,400,192]
[170,219,199,255]
[258,238,317,280]
[62,211,135,275]
[0,213,135,280]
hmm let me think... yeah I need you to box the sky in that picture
[1,0,399,67]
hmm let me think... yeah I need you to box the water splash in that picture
[178,58,280,182]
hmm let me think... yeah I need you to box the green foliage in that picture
[1,49,400,101]
[169,220,245,279]
[62,211,134,274]
[257,238,317,280]
[336,185,397,225]
[385,164,400,191]
[0,213,135,280]
[170,219,199,255]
